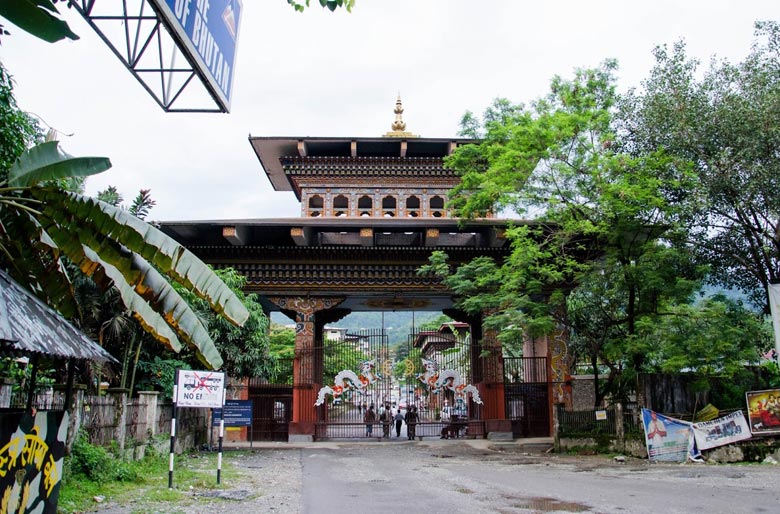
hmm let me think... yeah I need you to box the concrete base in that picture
[487,431,514,441]
[288,434,314,443]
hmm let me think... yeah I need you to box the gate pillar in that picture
[471,316,513,440]
[269,297,344,442]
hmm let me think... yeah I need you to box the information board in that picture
[212,399,253,427]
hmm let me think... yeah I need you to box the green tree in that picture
[620,21,780,312]
[423,62,700,400]
[640,295,771,377]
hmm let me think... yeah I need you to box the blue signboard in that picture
[151,0,242,111]
[212,399,253,427]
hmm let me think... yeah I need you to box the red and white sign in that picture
[175,370,225,408]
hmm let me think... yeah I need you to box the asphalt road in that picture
[298,442,780,514]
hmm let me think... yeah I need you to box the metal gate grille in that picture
[315,329,391,439]
[504,356,550,437]
[400,328,484,439]
[248,359,293,441]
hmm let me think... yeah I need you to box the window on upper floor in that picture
[358,195,373,217]
[406,196,420,217]
[382,196,397,217]
[430,195,445,218]
[308,195,323,217]
[333,194,349,217]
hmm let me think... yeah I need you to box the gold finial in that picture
[384,94,418,138]
[391,94,406,132]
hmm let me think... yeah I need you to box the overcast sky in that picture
[1,1,777,222]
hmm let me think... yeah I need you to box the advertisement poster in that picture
[0,411,68,514]
[176,370,225,408]
[642,408,698,462]
[691,410,751,450]
[745,389,780,435]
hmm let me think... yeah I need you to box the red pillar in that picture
[269,297,344,442]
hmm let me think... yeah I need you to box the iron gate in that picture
[248,358,293,441]
[400,328,484,439]
[504,356,550,437]
[315,329,391,439]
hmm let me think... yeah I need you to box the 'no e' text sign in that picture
[175,370,225,408]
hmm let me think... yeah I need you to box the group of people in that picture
[363,403,419,440]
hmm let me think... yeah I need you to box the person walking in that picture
[381,403,392,438]
[364,404,376,437]
[394,407,404,437]
[405,405,418,440]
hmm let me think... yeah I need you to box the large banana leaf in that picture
[80,246,186,355]
[0,0,79,43]
[8,141,111,187]
[39,214,224,368]
[34,188,250,326]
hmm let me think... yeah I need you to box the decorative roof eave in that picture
[248,136,476,194]
[0,269,117,363]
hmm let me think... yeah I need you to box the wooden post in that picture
[615,401,625,452]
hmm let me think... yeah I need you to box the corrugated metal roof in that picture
[0,269,116,363]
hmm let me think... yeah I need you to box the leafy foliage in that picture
[620,21,780,312]
[68,432,137,484]
[427,61,722,402]
[0,0,79,43]
[287,0,355,12]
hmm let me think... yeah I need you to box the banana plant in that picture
[0,141,248,369]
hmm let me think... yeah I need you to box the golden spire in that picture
[391,94,406,132]
[384,94,418,138]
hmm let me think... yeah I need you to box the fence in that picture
[0,383,209,454]
[557,402,642,438]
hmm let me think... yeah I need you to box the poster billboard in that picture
[691,410,751,450]
[745,389,780,435]
[642,408,699,462]
[176,370,226,408]
[150,0,242,111]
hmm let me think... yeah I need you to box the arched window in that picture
[406,196,420,217]
[430,195,445,218]
[358,195,373,217]
[333,194,349,217]
[308,195,323,217]
[382,196,397,217]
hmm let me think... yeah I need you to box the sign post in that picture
[170,369,226,488]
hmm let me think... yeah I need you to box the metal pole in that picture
[168,371,179,489]
[64,359,76,412]
[217,388,225,484]
[26,354,40,412]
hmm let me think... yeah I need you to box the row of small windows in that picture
[307,194,445,217]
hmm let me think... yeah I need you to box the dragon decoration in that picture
[315,360,380,406]
[417,358,483,404]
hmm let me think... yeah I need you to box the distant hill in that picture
[270,310,442,345]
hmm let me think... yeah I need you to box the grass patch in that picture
[59,436,243,513]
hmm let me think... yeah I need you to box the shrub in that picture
[68,432,138,483]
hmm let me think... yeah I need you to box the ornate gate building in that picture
[160,99,571,441]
